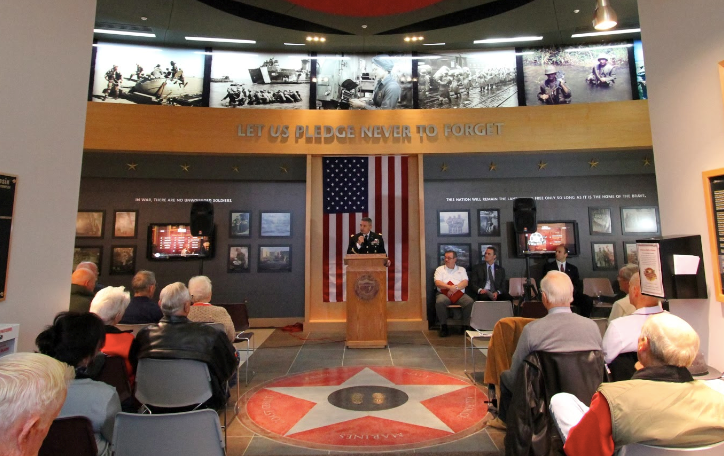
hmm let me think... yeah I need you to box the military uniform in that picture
[347,232,387,255]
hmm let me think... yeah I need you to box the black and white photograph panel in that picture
[522,42,632,106]
[210,51,310,109]
[417,50,517,109]
[478,209,501,236]
[438,211,470,236]
[228,245,250,273]
[260,212,292,237]
[91,42,205,106]
[621,206,659,234]
[437,244,471,270]
[315,54,413,110]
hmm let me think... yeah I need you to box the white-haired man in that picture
[130,282,238,408]
[608,264,639,321]
[90,286,135,382]
[187,276,236,342]
[0,353,75,456]
[491,271,602,428]
[551,313,724,455]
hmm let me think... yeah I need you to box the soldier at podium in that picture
[347,217,391,267]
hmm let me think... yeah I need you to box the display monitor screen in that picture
[147,223,214,260]
[516,221,579,256]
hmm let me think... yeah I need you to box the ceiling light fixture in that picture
[94,28,156,38]
[284,43,306,46]
[571,27,640,38]
[565,44,632,52]
[423,43,445,46]
[185,36,255,44]
[474,36,543,44]
[592,0,617,30]
[404,36,424,42]
[306,36,326,42]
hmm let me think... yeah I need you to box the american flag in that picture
[323,156,409,302]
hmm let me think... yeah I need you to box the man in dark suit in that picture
[347,217,391,266]
[541,245,593,317]
[469,246,513,302]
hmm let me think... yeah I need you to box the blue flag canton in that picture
[323,157,368,214]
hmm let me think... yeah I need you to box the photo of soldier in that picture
[209,52,310,109]
[522,42,632,106]
[91,42,205,106]
[633,40,647,99]
[316,54,412,110]
[417,50,517,109]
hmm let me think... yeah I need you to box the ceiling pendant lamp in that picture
[592,0,617,30]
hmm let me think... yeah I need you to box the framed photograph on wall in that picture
[229,211,251,238]
[621,206,659,234]
[260,212,292,237]
[113,210,138,238]
[592,242,617,271]
[110,246,136,275]
[228,245,250,273]
[438,210,470,236]
[623,242,639,265]
[258,245,291,272]
[588,207,612,235]
[478,209,501,236]
[478,243,502,266]
[73,246,102,274]
[437,243,471,269]
[76,210,105,238]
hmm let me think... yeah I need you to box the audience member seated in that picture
[90,286,134,384]
[76,261,104,294]
[0,353,75,456]
[130,282,239,409]
[541,245,594,317]
[434,250,475,337]
[491,271,602,428]
[608,264,639,322]
[119,270,161,324]
[187,275,236,342]
[69,268,97,313]
[36,312,121,456]
[602,272,664,366]
[469,246,514,302]
[551,313,724,455]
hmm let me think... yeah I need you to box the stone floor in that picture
[222,329,503,455]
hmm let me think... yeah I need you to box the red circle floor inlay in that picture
[238,366,489,451]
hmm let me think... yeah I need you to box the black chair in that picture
[95,355,132,404]
[519,300,547,319]
[216,302,250,331]
[505,350,607,456]
[608,351,638,382]
[39,416,97,456]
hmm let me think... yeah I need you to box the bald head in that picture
[639,313,699,368]
[540,270,574,308]
[629,273,660,309]
[71,268,96,293]
[76,261,98,278]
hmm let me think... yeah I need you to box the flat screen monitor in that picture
[147,223,214,260]
[515,220,579,256]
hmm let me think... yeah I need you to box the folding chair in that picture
[464,300,514,383]
[619,440,724,456]
[508,278,538,308]
[39,416,97,456]
[520,300,547,318]
[584,278,616,318]
[111,409,225,456]
[135,358,228,446]
[234,330,255,398]
[95,355,132,403]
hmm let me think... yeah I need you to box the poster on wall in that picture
[703,169,724,302]
[91,42,205,106]
[633,40,647,100]
[521,41,632,106]
[315,54,413,110]
[417,50,517,109]
[0,173,17,301]
[209,51,310,109]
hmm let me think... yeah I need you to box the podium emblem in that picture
[354,274,380,301]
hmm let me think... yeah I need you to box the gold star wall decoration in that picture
[126,162,138,171]
[588,159,599,169]
[232,165,239,173]
[489,162,497,172]
[280,165,289,173]
[643,157,652,166]
[441,163,449,172]
[537,160,547,171]
[180,164,190,172]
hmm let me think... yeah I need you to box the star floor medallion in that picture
[238,366,489,451]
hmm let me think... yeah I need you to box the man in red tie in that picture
[541,245,593,317]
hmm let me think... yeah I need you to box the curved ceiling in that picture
[284,0,445,17]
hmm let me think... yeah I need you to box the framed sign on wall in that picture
[703,168,724,302]
[0,173,18,301]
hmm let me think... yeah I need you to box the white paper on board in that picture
[673,254,700,275]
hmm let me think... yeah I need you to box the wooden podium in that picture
[344,254,388,348]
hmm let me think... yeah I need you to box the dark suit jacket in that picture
[346,232,386,255]
[541,261,582,294]
[469,262,506,295]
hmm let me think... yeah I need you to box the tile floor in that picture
[223,329,504,455]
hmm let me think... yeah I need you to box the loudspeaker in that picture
[190,201,214,236]
[513,198,537,233]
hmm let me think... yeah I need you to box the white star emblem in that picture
[265,368,468,436]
